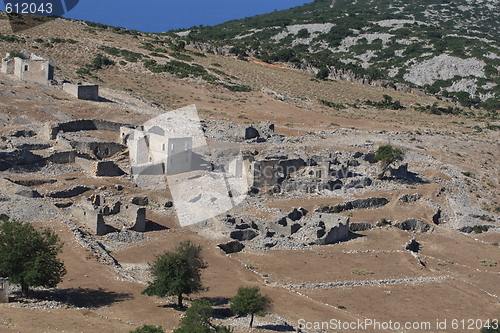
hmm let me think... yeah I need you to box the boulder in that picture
[132,196,149,206]
[405,238,420,252]
[364,152,378,163]
[218,240,245,254]
[432,209,441,225]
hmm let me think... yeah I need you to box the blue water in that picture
[61,0,313,33]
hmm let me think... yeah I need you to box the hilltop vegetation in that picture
[171,0,500,111]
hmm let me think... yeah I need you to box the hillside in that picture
[0,10,499,333]
[175,0,500,111]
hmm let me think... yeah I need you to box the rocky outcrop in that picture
[189,42,232,56]
[230,229,258,241]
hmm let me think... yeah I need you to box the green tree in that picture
[174,299,232,333]
[142,241,207,308]
[375,145,404,179]
[0,216,66,297]
[130,325,165,333]
[316,67,329,80]
[230,286,270,328]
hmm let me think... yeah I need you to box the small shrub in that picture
[351,268,374,275]
[224,84,252,92]
[7,50,26,59]
[49,37,65,43]
[169,52,193,62]
[479,215,494,222]
[338,305,346,309]
[480,259,497,267]
[318,203,329,210]
[150,52,168,58]
[130,325,164,333]
[474,226,484,234]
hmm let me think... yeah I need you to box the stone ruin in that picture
[245,148,389,194]
[70,194,146,236]
[219,207,350,252]
[1,51,53,85]
[0,277,9,303]
[62,82,99,101]
[45,119,134,177]
[2,52,101,100]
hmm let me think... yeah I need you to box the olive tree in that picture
[142,241,207,308]
[230,286,270,328]
[0,216,66,297]
[174,299,232,333]
[375,144,404,179]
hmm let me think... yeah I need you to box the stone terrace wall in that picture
[44,119,135,140]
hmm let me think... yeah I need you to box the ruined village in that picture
[0,17,499,333]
